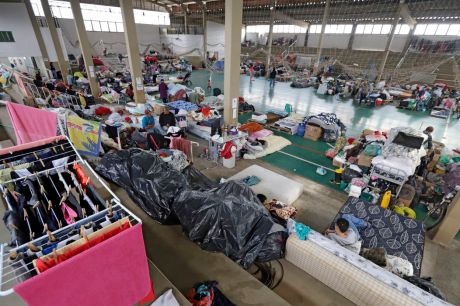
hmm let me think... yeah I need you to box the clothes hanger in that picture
[23,208,34,241]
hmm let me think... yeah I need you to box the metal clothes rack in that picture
[0,136,141,296]
[370,164,408,198]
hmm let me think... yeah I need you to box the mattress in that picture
[286,233,449,306]
[372,155,416,178]
[228,165,303,205]
[331,197,426,276]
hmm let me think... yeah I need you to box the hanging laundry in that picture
[170,138,192,160]
[6,102,57,145]
[15,224,151,306]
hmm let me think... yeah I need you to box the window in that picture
[372,24,382,34]
[92,20,101,31]
[84,20,93,31]
[309,25,322,33]
[414,24,427,35]
[116,22,124,32]
[424,24,438,35]
[344,24,353,33]
[364,24,373,34]
[396,24,410,34]
[100,21,109,32]
[0,31,15,42]
[447,24,460,36]
[435,24,449,35]
[381,24,392,34]
[355,24,364,34]
[29,0,169,27]
[108,22,117,32]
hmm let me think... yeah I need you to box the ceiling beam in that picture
[273,11,309,28]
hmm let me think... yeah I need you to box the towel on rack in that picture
[6,102,57,145]
[15,224,150,306]
[170,138,191,160]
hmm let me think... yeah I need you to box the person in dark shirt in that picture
[423,126,434,150]
[159,107,176,131]
[269,67,276,87]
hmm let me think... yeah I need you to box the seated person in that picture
[159,107,176,131]
[325,217,361,247]
[142,110,156,132]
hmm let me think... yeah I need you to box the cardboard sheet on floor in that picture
[228,165,303,205]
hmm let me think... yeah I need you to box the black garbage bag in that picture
[342,167,363,184]
[403,276,447,301]
[256,224,287,263]
[181,166,217,191]
[173,181,284,268]
[96,149,188,224]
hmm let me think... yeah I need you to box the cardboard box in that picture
[357,154,373,167]
[304,125,322,141]
[427,153,440,171]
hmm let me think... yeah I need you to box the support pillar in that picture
[303,25,310,48]
[24,0,50,75]
[347,23,357,50]
[41,0,69,82]
[69,0,100,97]
[119,0,145,103]
[223,0,242,126]
[377,3,403,83]
[316,0,330,67]
[202,10,207,62]
[401,27,415,55]
[432,192,460,247]
[265,1,275,77]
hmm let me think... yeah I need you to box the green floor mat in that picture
[413,203,460,241]
[261,150,342,191]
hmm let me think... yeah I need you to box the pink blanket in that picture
[6,102,57,144]
[15,224,151,306]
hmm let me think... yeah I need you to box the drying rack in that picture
[0,136,141,297]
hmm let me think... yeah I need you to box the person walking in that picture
[249,65,254,82]
[269,67,276,87]
[159,79,168,104]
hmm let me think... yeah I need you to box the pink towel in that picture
[15,224,151,306]
[6,102,57,144]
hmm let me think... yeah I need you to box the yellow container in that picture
[380,190,391,209]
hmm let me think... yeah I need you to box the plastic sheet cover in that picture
[173,181,285,268]
[96,149,187,224]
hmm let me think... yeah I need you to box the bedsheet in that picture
[331,197,426,276]
[372,155,416,178]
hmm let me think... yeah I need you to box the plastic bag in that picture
[172,181,284,268]
[96,149,188,224]
[364,144,381,157]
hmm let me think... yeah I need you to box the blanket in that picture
[331,197,426,276]
[243,135,291,159]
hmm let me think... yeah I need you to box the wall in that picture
[0,3,41,58]
[206,21,225,59]
[40,27,69,61]
[308,34,351,49]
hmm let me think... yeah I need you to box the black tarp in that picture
[173,181,285,268]
[96,149,187,224]
[97,149,285,268]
